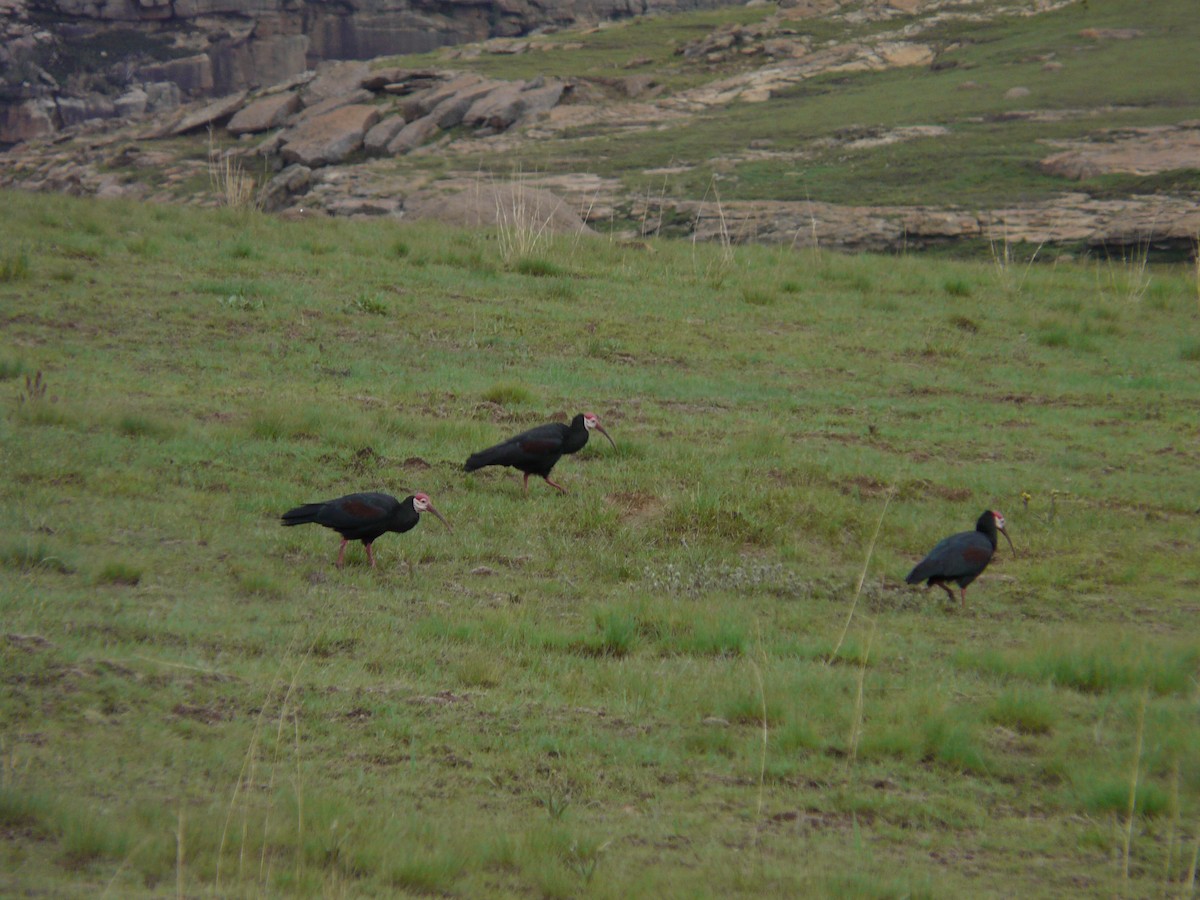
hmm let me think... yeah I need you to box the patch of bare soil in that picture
[607,490,664,521]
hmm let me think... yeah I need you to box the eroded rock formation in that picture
[0,0,741,144]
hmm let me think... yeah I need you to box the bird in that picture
[464,412,615,494]
[281,491,451,568]
[905,509,1016,608]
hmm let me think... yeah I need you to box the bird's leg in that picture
[365,542,376,568]
[936,582,957,604]
[543,475,568,494]
[522,472,530,495]
[336,539,348,569]
[959,587,968,609]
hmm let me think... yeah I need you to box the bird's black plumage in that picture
[906,509,1014,607]
[282,491,450,567]
[464,412,614,494]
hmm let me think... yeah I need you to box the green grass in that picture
[1,189,1199,896]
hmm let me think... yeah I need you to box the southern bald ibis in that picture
[464,412,615,494]
[905,509,1015,607]
[281,491,450,567]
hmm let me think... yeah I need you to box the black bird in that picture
[905,509,1015,608]
[281,491,450,568]
[464,412,615,494]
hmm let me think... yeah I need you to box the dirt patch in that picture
[6,633,54,652]
[834,474,892,498]
[607,490,664,520]
[171,702,231,725]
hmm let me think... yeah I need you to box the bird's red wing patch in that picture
[962,547,991,563]
[519,438,560,455]
[341,499,385,519]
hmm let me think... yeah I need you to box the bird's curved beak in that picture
[596,424,616,450]
[999,525,1016,558]
[426,504,452,533]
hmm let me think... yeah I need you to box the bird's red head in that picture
[412,492,452,532]
[990,509,1015,556]
[582,412,616,449]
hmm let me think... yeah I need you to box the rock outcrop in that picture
[0,0,743,144]
[1038,125,1200,181]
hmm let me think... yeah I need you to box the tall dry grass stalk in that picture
[176,805,185,900]
[491,171,556,262]
[987,220,1043,295]
[573,188,601,254]
[101,835,154,898]
[215,644,297,891]
[1186,834,1199,897]
[258,651,310,886]
[748,621,769,854]
[1163,758,1180,887]
[829,489,893,664]
[639,173,671,239]
[1098,241,1152,303]
[793,192,820,256]
[1193,234,1199,315]
[207,129,259,210]
[846,619,876,769]
[1121,687,1149,881]
[693,176,734,283]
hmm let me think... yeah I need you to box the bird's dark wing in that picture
[465,423,567,470]
[906,531,993,583]
[516,435,565,456]
[318,493,396,529]
[508,422,566,454]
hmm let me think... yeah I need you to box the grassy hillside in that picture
[382,0,1200,209]
[1,189,1199,896]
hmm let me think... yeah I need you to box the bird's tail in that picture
[464,444,505,472]
[904,561,933,585]
[281,502,324,527]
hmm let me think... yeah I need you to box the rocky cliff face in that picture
[0,0,740,143]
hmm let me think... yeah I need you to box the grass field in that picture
[1,188,1198,897]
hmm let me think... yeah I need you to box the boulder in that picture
[279,104,380,166]
[262,162,312,211]
[114,88,149,119]
[432,80,506,129]
[207,35,308,95]
[56,94,116,128]
[385,114,440,155]
[144,82,183,113]
[363,114,408,154]
[138,54,214,97]
[463,80,564,131]
[463,82,525,130]
[168,92,249,135]
[514,80,565,121]
[293,88,374,122]
[363,68,442,92]
[227,91,300,135]
[302,60,372,107]
[409,72,486,118]
[1038,127,1200,180]
[0,98,56,144]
